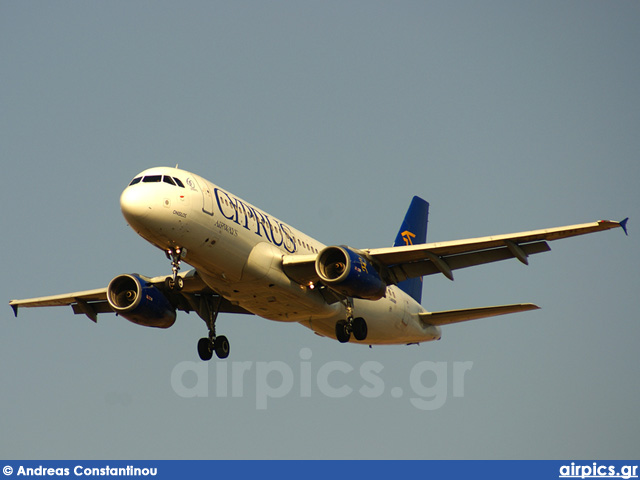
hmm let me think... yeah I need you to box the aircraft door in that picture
[389,288,409,327]
[401,298,409,326]
[192,176,214,215]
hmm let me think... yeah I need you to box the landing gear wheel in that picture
[335,320,351,343]
[195,295,230,360]
[197,337,213,361]
[214,335,230,359]
[165,276,184,291]
[164,275,184,291]
[352,317,368,341]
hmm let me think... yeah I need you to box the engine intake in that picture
[107,274,176,328]
[315,246,386,300]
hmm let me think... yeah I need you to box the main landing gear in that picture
[336,297,369,343]
[335,317,368,343]
[196,295,230,361]
[334,298,368,343]
[165,247,186,291]
[161,247,229,360]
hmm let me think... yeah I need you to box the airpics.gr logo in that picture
[559,463,638,479]
[401,230,416,245]
[170,348,474,411]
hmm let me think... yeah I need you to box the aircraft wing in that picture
[282,218,628,285]
[10,269,251,322]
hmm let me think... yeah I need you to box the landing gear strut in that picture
[196,295,230,361]
[334,298,368,343]
[165,247,186,291]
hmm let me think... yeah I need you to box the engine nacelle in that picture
[107,274,176,328]
[315,246,387,300]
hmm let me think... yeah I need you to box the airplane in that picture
[10,167,629,361]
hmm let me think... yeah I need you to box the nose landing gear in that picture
[165,247,186,291]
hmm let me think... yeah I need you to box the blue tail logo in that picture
[393,197,429,304]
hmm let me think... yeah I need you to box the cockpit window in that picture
[129,174,185,187]
[142,175,162,183]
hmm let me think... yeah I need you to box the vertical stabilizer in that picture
[393,196,429,304]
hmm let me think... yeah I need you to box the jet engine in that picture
[107,274,176,328]
[315,246,386,300]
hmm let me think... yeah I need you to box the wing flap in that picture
[71,300,114,321]
[281,254,319,285]
[419,303,540,326]
[390,241,550,282]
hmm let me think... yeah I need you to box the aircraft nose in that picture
[120,186,151,225]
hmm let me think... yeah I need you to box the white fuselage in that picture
[120,167,441,345]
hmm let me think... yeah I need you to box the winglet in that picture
[10,302,18,317]
[620,217,629,236]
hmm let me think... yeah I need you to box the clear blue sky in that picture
[2,1,638,459]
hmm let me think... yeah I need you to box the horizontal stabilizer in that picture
[419,303,539,326]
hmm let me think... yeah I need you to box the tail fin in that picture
[393,196,429,303]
